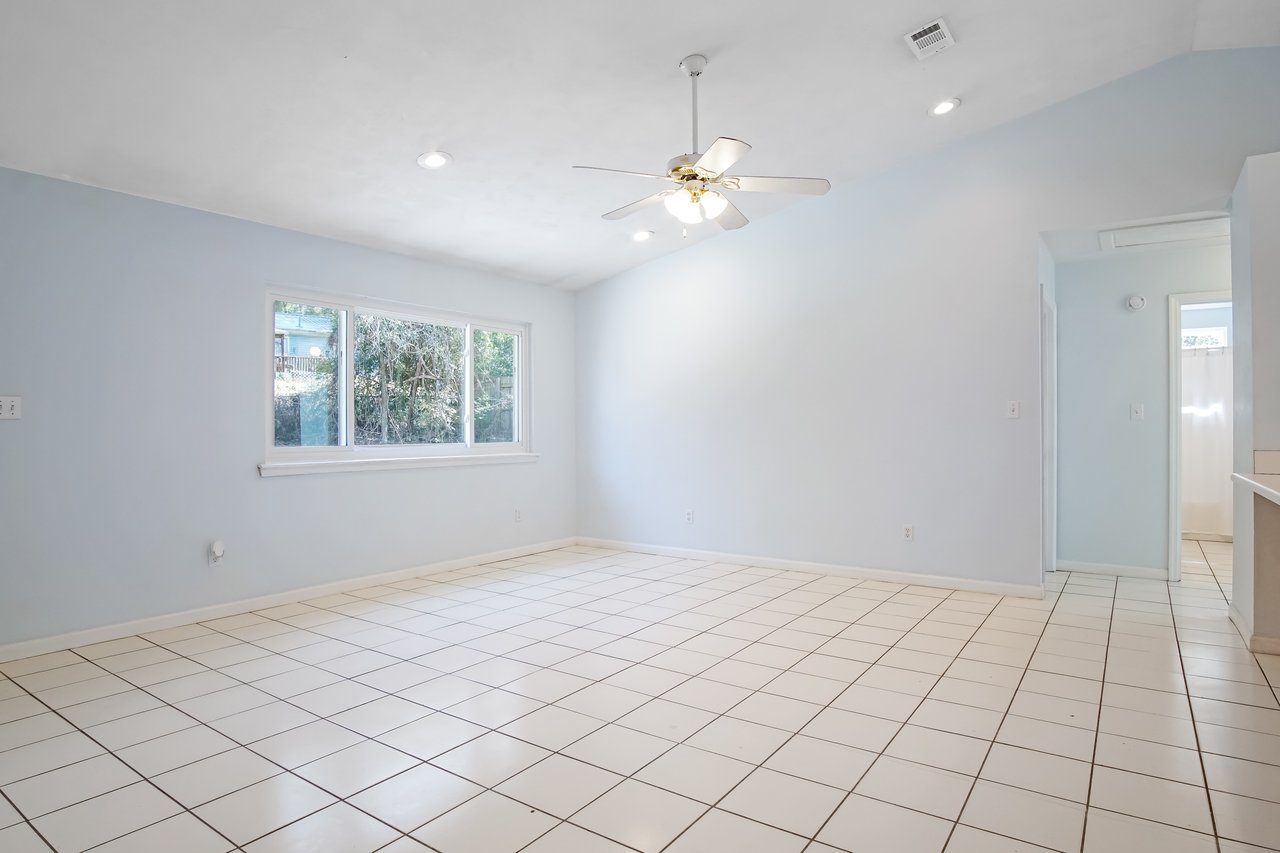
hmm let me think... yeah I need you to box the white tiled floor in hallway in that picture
[1,542,1278,852]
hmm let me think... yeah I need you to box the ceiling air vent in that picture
[1099,217,1230,252]
[904,18,956,60]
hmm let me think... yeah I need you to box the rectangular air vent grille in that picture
[904,18,956,60]
[1099,217,1230,251]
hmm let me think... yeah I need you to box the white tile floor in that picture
[1,541,1277,852]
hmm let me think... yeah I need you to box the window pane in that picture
[474,329,518,443]
[354,314,465,445]
[1182,327,1228,350]
[273,302,342,447]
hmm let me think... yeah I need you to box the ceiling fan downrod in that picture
[680,54,707,156]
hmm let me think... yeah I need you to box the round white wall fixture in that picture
[1126,295,1147,312]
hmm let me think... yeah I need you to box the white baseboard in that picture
[577,538,1044,599]
[1228,605,1252,641]
[1056,561,1169,580]
[0,538,577,663]
[1249,634,1280,655]
[1,535,1051,664]
[1228,605,1280,654]
[1182,532,1233,543]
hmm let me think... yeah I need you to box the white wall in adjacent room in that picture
[1231,150,1280,643]
[0,168,577,646]
[575,48,1280,590]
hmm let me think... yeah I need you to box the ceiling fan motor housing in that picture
[666,154,699,175]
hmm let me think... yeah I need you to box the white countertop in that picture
[1233,472,1280,506]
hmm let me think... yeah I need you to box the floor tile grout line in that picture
[1197,540,1231,605]
[75,557,743,849]
[646,587,965,851]
[778,581,1049,840]
[10,669,246,852]
[222,550,1280,845]
[7,601,1228,788]
[20,551,874,851]
[442,560,939,851]
[1187,537,1280,705]
[4,546,1269,852]
[6,556,769,791]
[0,787,60,853]
[1167,559,1226,852]
[0,552,687,849]
[14,584,940,833]
[495,570,975,848]
[1076,569,1120,852]
[932,570,1069,852]
[384,562,840,850]
[13,552,667,850]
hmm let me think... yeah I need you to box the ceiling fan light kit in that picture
[574,54,830,232]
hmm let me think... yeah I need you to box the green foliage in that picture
[273,302,519,448]
[473,329,516,443]
[354,315,464,445]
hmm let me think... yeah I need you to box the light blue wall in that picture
[576,48,1280,588]
[1057,245,1231,570]
[0,168,577,645]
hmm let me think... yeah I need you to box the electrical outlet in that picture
[0,397,21,420]
[685,510,695,524]
[208,540,225,568]
[1006,401,1020,419]
[902,524,915,543]
[515,508,523,523]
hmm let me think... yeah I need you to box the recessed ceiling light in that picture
[416,151,452,169]
[930,98,961,117]
[632,230,654,242]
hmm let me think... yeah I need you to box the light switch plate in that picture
[1006,401,1020,419]
[0,397,20,420]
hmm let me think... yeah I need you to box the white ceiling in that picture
[1,1,1277,289]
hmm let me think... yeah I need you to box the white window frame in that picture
[260,288,535,477]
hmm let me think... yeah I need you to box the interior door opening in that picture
[1171,294,1234,581]
[1042,287,1057,576]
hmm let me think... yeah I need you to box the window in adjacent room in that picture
[1181,326,1228,350]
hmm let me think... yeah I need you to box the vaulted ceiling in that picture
[1,1,1277,288]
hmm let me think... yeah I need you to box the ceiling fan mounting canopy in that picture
[679,54,708,77]
[573,54,830,231]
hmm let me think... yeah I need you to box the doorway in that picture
[1042,287,1057,575]
[1169,293,1233,581]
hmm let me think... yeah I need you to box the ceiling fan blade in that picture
[720,175,831,195]
[602,192,669,220]
[713,198,748,231]
[573,166,672,180]
[694,137,751,177]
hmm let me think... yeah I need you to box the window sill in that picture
[258,452,539,478]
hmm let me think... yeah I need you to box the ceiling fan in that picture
[573,54,831,231]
